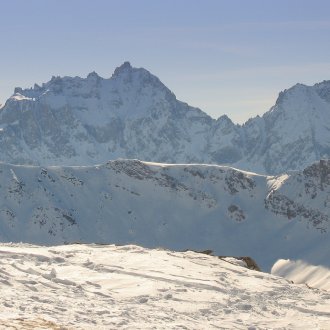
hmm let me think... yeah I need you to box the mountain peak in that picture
[0,64,329,175]
[217,114,234,124]
[87,71,100,79]
[113,61,133,77]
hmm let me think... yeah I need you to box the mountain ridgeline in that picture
[0,159,329,270]
[1,62,329,174]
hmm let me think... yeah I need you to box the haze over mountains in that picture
[1,62,329,174]
[0,159,329,271]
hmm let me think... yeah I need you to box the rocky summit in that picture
[0,62,329,174]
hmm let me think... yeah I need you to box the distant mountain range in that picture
[0,62,329,174]
[0,159,329,270]
[0,63,329,270]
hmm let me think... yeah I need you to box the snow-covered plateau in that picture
[0,159,329,271]
[0,243,329,330]
[0,62,329,174]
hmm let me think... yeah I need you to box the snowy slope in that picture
[0,62,329,174]
[272,259,330,291]
[0,243,329,330]
[0,159,329,271]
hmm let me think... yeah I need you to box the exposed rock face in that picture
[0,159,328,270]
[0,63,329,174]
[265,160,330,233]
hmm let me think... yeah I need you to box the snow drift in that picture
[272,259,330,291]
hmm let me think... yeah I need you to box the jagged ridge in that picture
[0,62,329,174]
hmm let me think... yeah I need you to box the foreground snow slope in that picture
[0,243,329,330]
[0,159,329,271]
[0,62,329,174]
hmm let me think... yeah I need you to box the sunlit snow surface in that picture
[272,259,330,291]
[0,244,329,329]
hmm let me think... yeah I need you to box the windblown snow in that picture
[272,259,330,291]
[0,243,329,330]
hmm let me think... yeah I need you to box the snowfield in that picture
[0,243,329,329]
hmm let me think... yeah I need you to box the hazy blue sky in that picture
[1,0,330,123]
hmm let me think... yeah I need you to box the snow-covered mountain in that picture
[0,159,329,270]
[0,62,329,174]
[239,81,330,174]
[1,243,329,329]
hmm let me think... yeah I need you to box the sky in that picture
[1,0,330,124]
